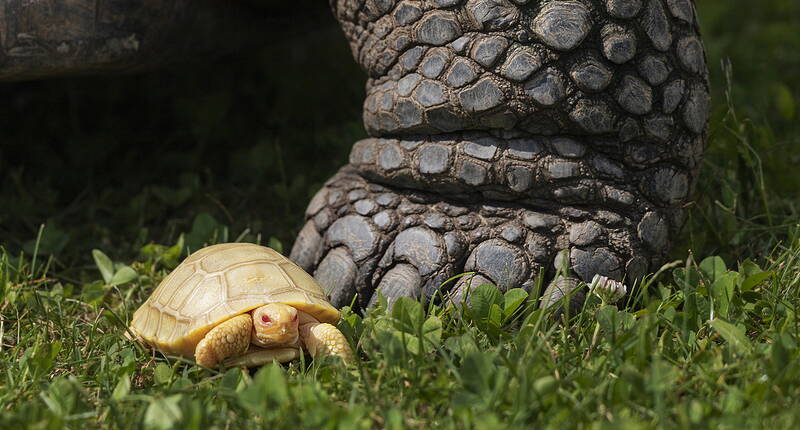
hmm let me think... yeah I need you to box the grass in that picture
[1,0,800,428]
[3,230,800,428]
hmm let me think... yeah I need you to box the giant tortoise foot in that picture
[290,160,664,309]
[290,0,710,309]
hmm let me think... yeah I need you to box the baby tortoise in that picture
[129,243,352,367]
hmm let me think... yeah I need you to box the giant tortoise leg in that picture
[291,0,710,309]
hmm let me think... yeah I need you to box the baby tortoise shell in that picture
[129,243,339,358]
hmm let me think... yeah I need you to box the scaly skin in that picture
[291,0,710,308]
[195,314,252,368]
[300,322,354,365]
[195,305,353,368]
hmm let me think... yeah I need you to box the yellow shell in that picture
[129,243,339,358]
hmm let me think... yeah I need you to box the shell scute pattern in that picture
[182,274,226,321]
[203,299,236,328]
[224,260,292,300]
[281,261,331,300]
[167,272,202,312]
[153,263,193,308]
[198,243,283,273]
[159,313,177,344]
[130,243,339,357]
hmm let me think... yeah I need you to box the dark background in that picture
[0,0,798,274]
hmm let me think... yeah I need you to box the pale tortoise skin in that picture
[129,243,352,367]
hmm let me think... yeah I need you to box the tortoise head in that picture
[250,303,299,348]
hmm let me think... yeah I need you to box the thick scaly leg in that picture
[195,314,252,368]
[223,346,301,368]
[299,322,354,365]
[292,0,710,309]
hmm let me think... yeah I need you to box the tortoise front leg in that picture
[195,314,252,368]
[299,322,353,365]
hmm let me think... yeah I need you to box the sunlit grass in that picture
[2,233,800,428]
[1,0,800,427]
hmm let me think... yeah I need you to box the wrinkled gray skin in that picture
[4,0,709,310]
[289,0,710,309]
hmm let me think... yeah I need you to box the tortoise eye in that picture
[261,315,271,324]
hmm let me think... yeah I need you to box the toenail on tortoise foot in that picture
[367,264,422,308]
[464,239,532,291]
[540,276,586,320]
[449,273,495,306]
[290,221,323,272]
[314,247,357,308]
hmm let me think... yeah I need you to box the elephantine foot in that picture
[291,160,661,309]
[294,0,710,308]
